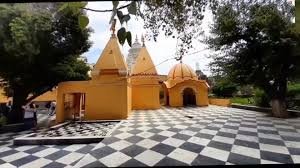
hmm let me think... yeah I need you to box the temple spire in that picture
[141,34,145,47]
[135,34,138,43]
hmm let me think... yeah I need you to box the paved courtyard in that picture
[1,105,300,167]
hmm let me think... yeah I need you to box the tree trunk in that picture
[271,98,289,118]
[270,78,290,118]
[8,89,28,124]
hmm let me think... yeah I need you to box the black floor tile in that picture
[288,147,300,155]
[260,150,293,164]
[120,159,148,167]
[191,155,226,165]
[151,143,176,155]
[216,131,236,138]
[234,139,260,149]
[172,133,191,141]
[76,145,95,154]
[257,129,278,135]
[258,138,285,146]
[194,133,214,140]
[120,145,146,157]
[155,156,189,166]
[125,135,145,144]
[238,130,258,136]
[0,149,18,158]
[24,146,48,154]
[207,140,232,151]
[44,150,71,161]
[10,155,39,167]
[43,161,66,168]
[149,134,168,142]
[89,146,117,159]
[281,136,300,141]
[179,142,204,153]
[227,153,260,165]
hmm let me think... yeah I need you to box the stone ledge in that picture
[13,120,122,145]
[231,103,300,115]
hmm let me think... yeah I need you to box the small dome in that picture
[167,63,198,80]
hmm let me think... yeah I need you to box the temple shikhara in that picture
[0,23,210,123]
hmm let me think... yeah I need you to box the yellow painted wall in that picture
[33,89,57,102]
[56,78,130,124]
[131,77,160,110]
[0,88,10,103]
[167,80,209,107]
[0,86,56,103]
[209,98,231,107]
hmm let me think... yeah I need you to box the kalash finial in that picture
[110,19,116,37]
[135,34,138,43]
[141,34,145,47]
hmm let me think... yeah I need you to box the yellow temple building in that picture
[130,35,160,110]
[1,23,210,124]
[163,62,209,107]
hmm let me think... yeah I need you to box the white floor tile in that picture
[73,154,97,168]
[212,136,235,144]
[100,152,131,167]
[32,148,60,157]
[1,152,29,162]
[19,158,52,168]
[259,144,289,154]
[63,144,86,152]
[15,145,36,152]
[0,163,17,168]
[188,137,210,146]
[108,140,132,151]
[158,130,176,137]
[200,147,230,162]
[56,152,84,165]
[162,138,185,147]
[134,150,165,166]
[168,148,197,164]
[136,139,159,149]
[231,145,260,159]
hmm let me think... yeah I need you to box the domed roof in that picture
[167,63,198,80]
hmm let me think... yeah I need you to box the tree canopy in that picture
[207,0,300,117]
[60,0,219,60]
[0,3,92,123]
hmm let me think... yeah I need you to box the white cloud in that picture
[84,1,214,75]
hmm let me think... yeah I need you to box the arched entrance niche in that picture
[160,82,169,106]
[182,87,196,106]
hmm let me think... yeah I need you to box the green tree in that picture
[0,4,92,123]
[207,1,300,117]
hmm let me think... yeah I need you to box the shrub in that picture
[254,89,271,107]
[212,81,238,98]
[0,115,7,127]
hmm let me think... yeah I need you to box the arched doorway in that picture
[183,88,196,106]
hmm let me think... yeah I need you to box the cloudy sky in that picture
[84,1,214,76]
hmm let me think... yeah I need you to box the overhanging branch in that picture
[81,3,131,12]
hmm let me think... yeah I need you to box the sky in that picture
[84,1,214,76]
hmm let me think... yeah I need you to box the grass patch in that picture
[231,97,254,105]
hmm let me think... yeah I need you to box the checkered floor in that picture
[1,106,300,167]
[30,121,120,137]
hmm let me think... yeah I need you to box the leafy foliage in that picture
[141,0,218,57]
[254,89,271,107]
[211,77,238,98]
[207,0,300,116]
[0,3,92,123]
[62,1,219,54]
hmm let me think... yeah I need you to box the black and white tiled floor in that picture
[1,105,300,167]
[31,121,120,137]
